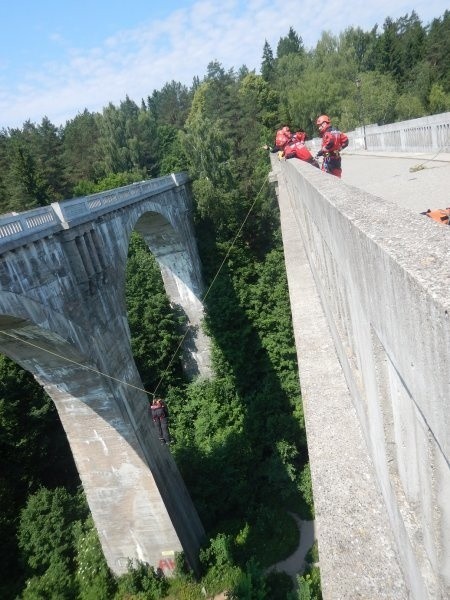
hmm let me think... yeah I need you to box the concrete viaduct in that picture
[272,112,449,599]
[0,112,449,596]
[0,173,210,575]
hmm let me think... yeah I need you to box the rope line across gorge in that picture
[0,173,270,399]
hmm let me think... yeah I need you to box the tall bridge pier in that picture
[0,175,209,575]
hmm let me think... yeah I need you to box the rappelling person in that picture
[150,397,171,445]
[315,115,349,178]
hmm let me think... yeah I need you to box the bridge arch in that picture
[0,176,208,575]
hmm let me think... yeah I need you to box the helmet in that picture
[294,130,307,142]
[316,115,330,134]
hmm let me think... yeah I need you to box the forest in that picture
[0,10,449,600]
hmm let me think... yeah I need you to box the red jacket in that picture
[275,127,291,150]
[321,127,349,154]
[283,141,316,163]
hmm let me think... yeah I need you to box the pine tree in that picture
[261,40,275,82]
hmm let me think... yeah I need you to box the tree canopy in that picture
[0,9,448,599]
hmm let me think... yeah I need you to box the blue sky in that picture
[0,0,448,129]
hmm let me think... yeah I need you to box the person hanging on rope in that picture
[150,397,171,445]
[315,115,349,178]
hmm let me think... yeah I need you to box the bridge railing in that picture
[308,111,450,154]
[0,173,189,252]
[0,206,61,250]
[54,173,190,227]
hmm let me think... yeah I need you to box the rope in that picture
[0,173,270,401]
[400,133,450,172]
[152,173,270,396]
[0,329,151,394]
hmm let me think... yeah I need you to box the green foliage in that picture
[298,463,315,519]
[199,534,242,596]
[115,559,168,599]
[304,540,320,567]
[276,27,304,59]
[18,487,87,573]
[126,233,184,392]
[261,40,275,83]
[63,109,101,186]
[74,517,116,600]
[21,559,75,600]
[265,571,294,600]
[147,80,192,128]
[395,93,425,120]
[0,355,79,598]
[295,566,322,600]
[73,170,146,196]
[429,83,450,114]
[1,11,448,598]
[227,558,267,599]
[230,507,300,568]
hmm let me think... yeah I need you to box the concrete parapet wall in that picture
[272,156,450,599]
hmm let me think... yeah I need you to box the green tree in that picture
[115,560,168,599]
[97,97,158,176]
[18,486,88,598]
[74,517,116,600]
[63,109,101,188]
[126,233,184,393]
[18,487,87,574]
[147,80,191,127]
[276,27,304,58]
[395,93,425,120]
[425,10,450,91]
[6,135,50,209]
[428,83,450,113]
[375,17,402,81]
[260,40,275,82]
[35,116,69,201]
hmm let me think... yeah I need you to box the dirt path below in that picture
[268,514,316,580]
[209,515,316,598]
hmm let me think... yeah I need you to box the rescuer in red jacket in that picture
[283,131,319,168]
[263,125,292,154]
[315,115,349,178]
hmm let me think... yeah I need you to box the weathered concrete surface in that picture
[342,151,450,213]
[272,154,449,599]
[0,176,208,575]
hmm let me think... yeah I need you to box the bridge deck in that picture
[341,151,450,214]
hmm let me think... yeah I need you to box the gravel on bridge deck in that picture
[340,151,450,214]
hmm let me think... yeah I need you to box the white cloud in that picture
[0,0,447,128]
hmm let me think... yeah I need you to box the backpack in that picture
[423,208,450,224]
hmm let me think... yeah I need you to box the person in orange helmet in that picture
[263,125,292,154]
[315,115,349,178]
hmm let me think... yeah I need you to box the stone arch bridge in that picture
[0,174,210,575]
[1,112,449,596]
